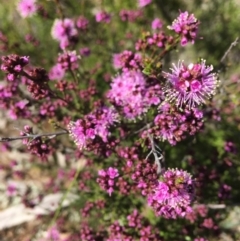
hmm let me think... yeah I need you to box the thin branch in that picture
[193,204,226,210]
[220,37,239,63]
[145,124,164,175]
[0,130,68,142]
[134,122,152,134]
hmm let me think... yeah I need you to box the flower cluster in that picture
[132,159,159,195]
[107,70,161,119]
[1,54,29,81]
[141,103,203,145]
[68,106,119,150]
[119,9,143,22]
[8,100,31,120]
[0,82,18,108]
[151,18,163,30]
[97,167,119,196]
[57,50,80,71]
[107,210,161,240]
[51,18,78,49]
[49,64,65,81]
[138,0,152,8]
[76,15,89,30]
[20,125,51,159]
[26,67,50,99]
[112,50,142,71]
[135,31,173,51]
[168,11,199,46]
[95,11,111,23]
[164,60,218,109]
[17,0,37,18]
[147,168,194,219]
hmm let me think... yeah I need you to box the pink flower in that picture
[76,16,89,30]
[107,70,146,119]
[49,64,65,80]
[17,0,37,18]
[119,9,143,22]
[168,11,199,46]
[108,70,161,120]
[163,60,218,109]
[51,18,77,48]
[151,18,163,30]
[47,226,60,241]
[112,50,142,71]
[79,47,91,57]
[107,167,119,179]
[68,107,119,150]
[97,167,119,196]
[147,168,194,219]
[8,100,30,120]
[6,183,17,197]
[138,0,152,8]
[57,51,80,71]
[95,11,111,23]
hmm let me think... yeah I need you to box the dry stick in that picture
[145,124,164,175]
[0,130,68,142]
[220,37,239,63]
[193,204,226,210]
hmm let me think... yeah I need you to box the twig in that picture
[220,37,239,63]
[145,124,164,175]
[134,122,152,134]
[206,204,226,209]
[0,130,68,142]
[193,204,226,209]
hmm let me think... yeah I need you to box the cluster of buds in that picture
[1,54,29,81]
[97,167,119,196]
[147,168,195,219]
[135,31,173,51]
[20,125,51,160]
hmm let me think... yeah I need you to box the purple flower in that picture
[6,183,17,197]
[49,64,65,80]
[51,18,77,49]
[147,168,194,219]
[76,16,89,30]
[79,47,91,57]
[119,9,143,22]
[46,226,60,241]
[224,141,237,154]
[17,0,37,18]
[168,11,199,46]
[142,103,204,145]
[95,11,111,23]
[8,100,30,120]
[108,70,161,120]
[68,107,119,150]
[138,0,152,8]
[57,51,80,71]
[97,167,119,196]
[1,54,29,81]
[107,71,146,119]
[112,50,142,71]
[151,18,163,30]
[107,167,119,179]
[164,60,218,109]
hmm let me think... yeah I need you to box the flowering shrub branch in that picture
[0,129,68,142]
[0,1,239,240]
